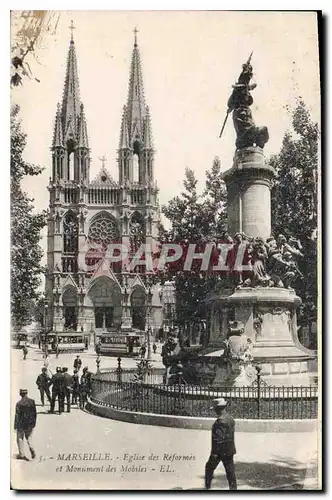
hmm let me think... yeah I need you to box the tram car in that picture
[42,332,89,353]
[95,331,145,356]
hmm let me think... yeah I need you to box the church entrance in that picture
[62,287,78,331]
[131,287,146,331]
[88,277,121,332]
[94,307,114,329]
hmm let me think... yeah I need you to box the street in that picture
[11,346,319,490]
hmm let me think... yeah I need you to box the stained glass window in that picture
[88,214,119,248]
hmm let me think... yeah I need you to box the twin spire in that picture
[118,30,153,150]
[52,24,88,149]
[53,25,154,175]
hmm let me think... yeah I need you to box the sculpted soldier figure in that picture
[220,53,269,150]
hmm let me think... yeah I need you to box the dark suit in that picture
[36,373,51,405]
[49,372,66,413]
[72,374,80,405]
[63,373,73,412]
[14,397,37,458]
[79,371,91,409]
[73,359,82,371]
[205,411,237,490]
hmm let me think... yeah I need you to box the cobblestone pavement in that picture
[11,346,320,490]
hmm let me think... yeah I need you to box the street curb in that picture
[87,399,317,432]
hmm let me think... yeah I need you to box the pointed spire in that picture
[61,34,80,141]
[52,103,64,148]
[78,103,89,148]
[126,29,146,143]
[119,106,130,149]
[142,106,153,149]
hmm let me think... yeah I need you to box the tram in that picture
[95,331,145,356]
[41,332,89,353]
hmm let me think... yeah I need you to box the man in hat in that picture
[14,389,36,460]
[205,398,237,490]
[49,367,66,414]
[79,366,92,409]
[73,355,82,372]
[62,367,73,413]
[72,369,80,406]
[36,367,52,406]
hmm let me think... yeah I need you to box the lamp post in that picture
[43,298,49,356]
[146,287,153,361]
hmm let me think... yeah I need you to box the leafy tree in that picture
[203,156,228,237]
[270,100,318,336]
[11,105,47,329]
[161,163,228,334]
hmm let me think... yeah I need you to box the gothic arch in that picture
[62,286,78,331]
[131,285,146,330]
[87,276,122,330]
[130,211,145,254]
[63,210,78,272]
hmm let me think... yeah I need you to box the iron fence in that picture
[90,375,318,420]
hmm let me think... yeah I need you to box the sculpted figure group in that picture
[220,231,304,289]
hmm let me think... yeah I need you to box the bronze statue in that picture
[220,53,269,150]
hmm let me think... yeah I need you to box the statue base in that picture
[206,287,317,387]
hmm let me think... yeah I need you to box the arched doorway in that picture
[131,287,146,331]
[88,277,121,332]
[62,287,78,330]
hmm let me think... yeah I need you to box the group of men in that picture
[35,355,92,413]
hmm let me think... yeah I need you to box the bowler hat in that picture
[19,389,28,396]
[210,398,228,409]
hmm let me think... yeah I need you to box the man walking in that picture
[205,398,237,490]
[36,367,52,406]
[79,366,91,409]
[22,343,28,360]
[14,389,36,460]
[62,367,73,413]
[49,367,65,414]
[73,355,82,372]
[72,369,80,405]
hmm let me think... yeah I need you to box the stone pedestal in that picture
[223,146,275,241]
[207,287,316,386]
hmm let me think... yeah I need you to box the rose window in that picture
[88,216,119,247]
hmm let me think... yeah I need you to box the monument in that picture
[205,55,317,386]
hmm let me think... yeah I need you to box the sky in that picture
[11,10,320,261]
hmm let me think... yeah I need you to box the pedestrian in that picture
[62,367,73,413]
[73,355,82,372]
[36,367,52,406]
[22,344,28,360]
[14,389,36,460]
[79,366,91,409]
[95,341,101,356]
[205,398,237,490]
[140,345,146,359]
[48,367,66,414]
[55,344,59,358]
[152,342,157,354]
[72,369,80,405]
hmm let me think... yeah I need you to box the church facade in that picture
[45,30,163,337]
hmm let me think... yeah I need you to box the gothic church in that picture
[46,28,163,337]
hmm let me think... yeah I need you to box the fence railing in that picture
[90,375,318,420]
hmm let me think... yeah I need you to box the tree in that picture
[203,156,228,237]
[161,162,228,334]
[270,100,318,335]
[11,105,47,329]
